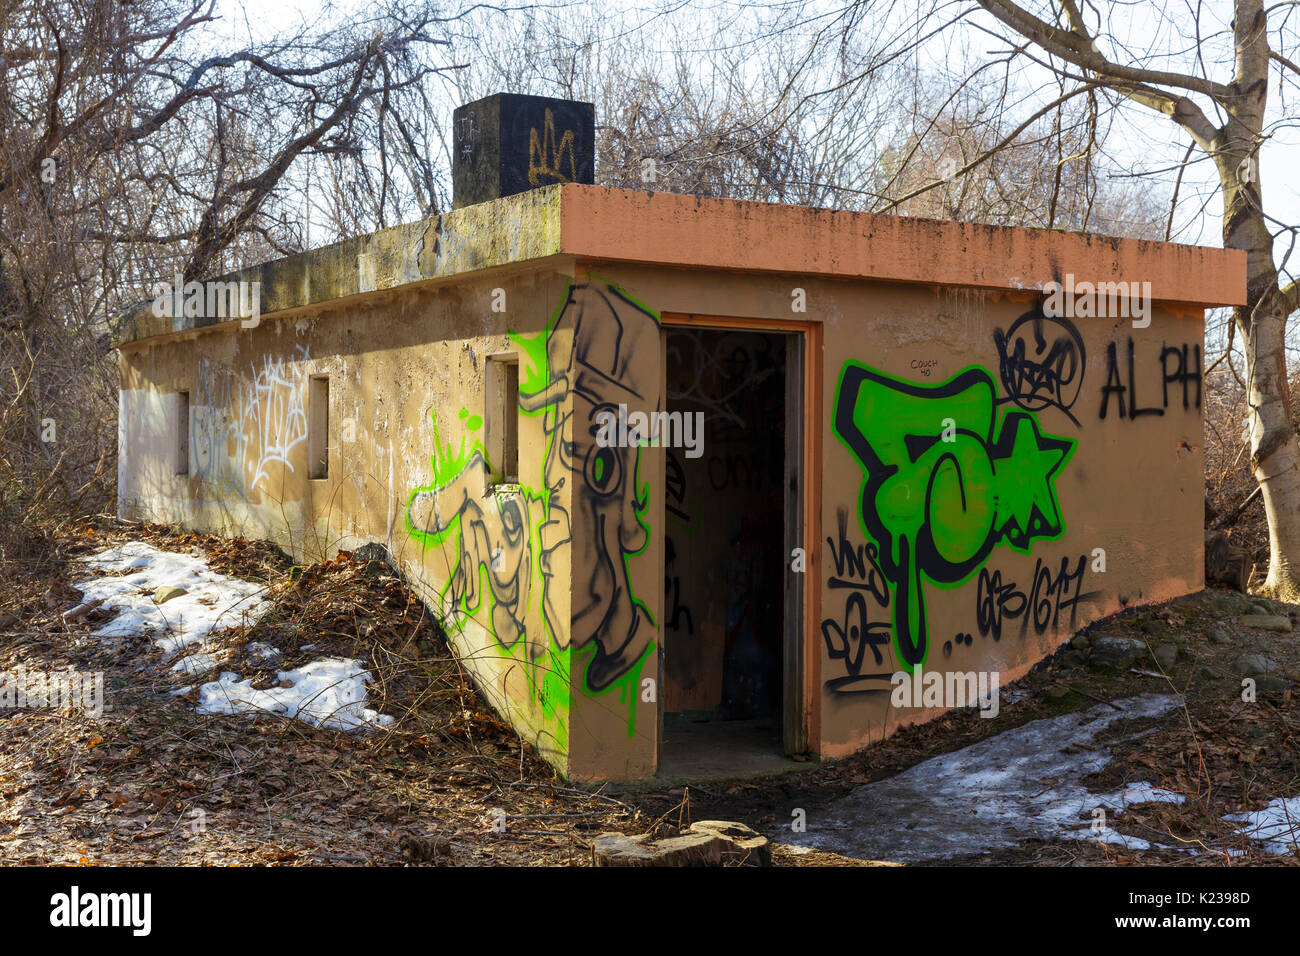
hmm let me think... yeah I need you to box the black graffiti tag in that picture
[821,509,893,694]
[976,554,1101,641]
[994,309,1087,426]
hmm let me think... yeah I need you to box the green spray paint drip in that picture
[573,640,656,738]
[615,640,655,737]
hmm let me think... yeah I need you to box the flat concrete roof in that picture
[118,183,1247,347]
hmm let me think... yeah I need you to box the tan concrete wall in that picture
[119,267,581,773]
[589,263,1205,760]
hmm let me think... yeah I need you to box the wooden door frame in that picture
[658,311,822,758]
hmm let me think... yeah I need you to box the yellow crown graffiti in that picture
[528,109,577,186]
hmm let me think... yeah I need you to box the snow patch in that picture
[780,695,1183,861]
[73,541,393,733]
[1224,795,1300,855]
[74,541,270,657]
[196,658,394,732]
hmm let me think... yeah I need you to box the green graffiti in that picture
[405,417,484,551]
[833,363,1074,670]
[407,279,661,753]
[508,285,565,399]
[573,639,656,738]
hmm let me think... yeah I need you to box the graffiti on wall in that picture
[528,108,577,186]
[832,362,1076,671]
[827,304,1202,691]
[404,280,659,742]
[993,310,1086,425]
[974,553,1099,645]
[194,345,312,494]
[406,420,537,657]
[1099,338,1203,420]
[821,509,893,694]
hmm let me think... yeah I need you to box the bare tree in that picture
[917,0,1300,599]
[0,0,465,529]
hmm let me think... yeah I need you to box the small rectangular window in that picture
[174,391,190,476]
[309,376,329,479]
[487,356,519,483]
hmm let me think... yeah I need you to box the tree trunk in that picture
[1216,11,1299,597]
[1242,310,1300,599]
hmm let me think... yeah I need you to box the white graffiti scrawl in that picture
[195,345,312,494]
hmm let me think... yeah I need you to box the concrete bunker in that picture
[115,95,1247,782]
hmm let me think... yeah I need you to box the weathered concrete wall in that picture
[588,263,1205,759]
[120,268,584,773]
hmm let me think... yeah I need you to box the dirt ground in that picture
[0,518,1297,866]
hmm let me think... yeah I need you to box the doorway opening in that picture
[659,324,802,777]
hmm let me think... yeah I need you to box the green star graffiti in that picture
[833,362,1075,670]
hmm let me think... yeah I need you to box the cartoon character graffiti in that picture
[833,363,1075,670]
[516,280,659,693]
[405,280,658,741]
[406,435,536,657]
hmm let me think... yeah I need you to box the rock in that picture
[1153,643,1178,671]
[1088,636,1145,671]
[1207,627,1231,645]
[152,586,187,604]
[1234,653,1278,676]
[1253,674,1292,695]
[1059,650,1086,669]
[1239,614,1292,633]
[1070,634,1091,651]
[1250,604,1269,615]
[1045,685,1071,700]
[591,820,771,867]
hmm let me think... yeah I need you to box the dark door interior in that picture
[661,328,787,741]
